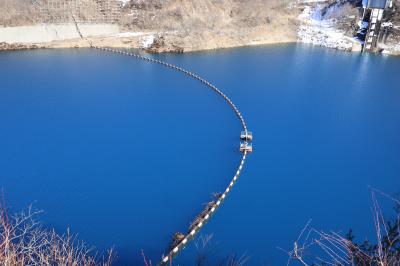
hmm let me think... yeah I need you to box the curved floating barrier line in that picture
[91,46,252,265]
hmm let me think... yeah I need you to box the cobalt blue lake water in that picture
[0,44,399,265]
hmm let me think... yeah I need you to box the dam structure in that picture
[356,0,393,52]
[91,45,252,264]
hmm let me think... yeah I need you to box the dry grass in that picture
[122,0,296,31]
[0,0,302,51]
[0,205,113,266]
[282,190,400,266]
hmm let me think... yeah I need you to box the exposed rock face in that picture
[143,35,184,53]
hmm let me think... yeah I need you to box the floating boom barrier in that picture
[91,45,252,265]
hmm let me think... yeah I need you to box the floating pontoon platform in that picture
[240,131,253,141]
[240,142,253,153]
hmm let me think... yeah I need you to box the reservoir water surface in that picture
[0,44,399,265]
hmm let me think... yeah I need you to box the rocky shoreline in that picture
[0,42,44,51]
[1,36,398,56]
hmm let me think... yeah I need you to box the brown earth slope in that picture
[119,0,300,51]
[0,0,398,53]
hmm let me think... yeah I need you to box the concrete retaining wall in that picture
[0,23,120,44]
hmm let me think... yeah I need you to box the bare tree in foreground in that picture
[0,204,113,266]
[282,189,400,266]
[5,188,398,266]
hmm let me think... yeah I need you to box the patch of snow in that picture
[139,34,155,49]
[382,43,400,54]
[298,5,356,51]
[358,20,369,29]
[118,0,130,7]
[381,21,393,28]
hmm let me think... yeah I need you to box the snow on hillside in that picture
[298,4,357,50]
